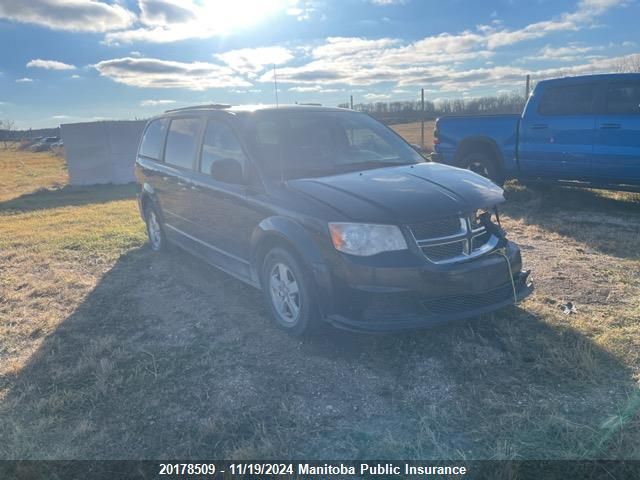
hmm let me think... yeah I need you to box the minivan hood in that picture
[287,162,504,224]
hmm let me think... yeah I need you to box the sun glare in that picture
[200,0,289,33]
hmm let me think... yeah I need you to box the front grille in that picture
[409,217,462,239]
[410,214,497,264]
[472,231,491,251]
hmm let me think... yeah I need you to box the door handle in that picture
[600,123,621,129]
[530,123,548,130]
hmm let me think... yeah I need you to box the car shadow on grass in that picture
[0,184,138,212]
[502,182,640,260]
[0,247,637,460]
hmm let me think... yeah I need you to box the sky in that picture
[0,0,639,128]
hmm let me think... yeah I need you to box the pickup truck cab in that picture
[136,104,532,336]
[432,73,640,189]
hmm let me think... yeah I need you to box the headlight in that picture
[328,223,408,256]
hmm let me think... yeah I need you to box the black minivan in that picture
[136,104,532,335]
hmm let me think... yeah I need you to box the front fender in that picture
[250,216,334,315]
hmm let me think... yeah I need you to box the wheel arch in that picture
[139,183,166,224]
[455,137,504,168]
[454,136,505,183]
[250,217,333,313]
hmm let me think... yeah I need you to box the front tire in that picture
[261,247,320,336]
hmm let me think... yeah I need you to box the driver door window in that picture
[200,120,247,183]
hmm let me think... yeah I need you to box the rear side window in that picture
[164,117,201,170]
[538,84,595,115]
[200,120,247,176]
[139,118,168,160]
[606,82,640,114]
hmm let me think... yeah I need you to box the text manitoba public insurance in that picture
[298,463,467,476]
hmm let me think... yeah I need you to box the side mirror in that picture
[210,158,244,184]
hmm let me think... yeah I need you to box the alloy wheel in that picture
[269,262,301,324]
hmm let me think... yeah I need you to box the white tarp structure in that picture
[61,120,146,185]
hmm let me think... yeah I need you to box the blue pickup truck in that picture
[431,73,640,190]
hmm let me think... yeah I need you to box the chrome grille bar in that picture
[409,214,498,264]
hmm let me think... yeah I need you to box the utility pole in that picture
[421,88,425,149]
[525,74,530,99]
[273,65,279,107]
[350,95,354,110]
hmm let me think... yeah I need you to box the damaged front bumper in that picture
[326,271,532,333]
[323,242,533,333]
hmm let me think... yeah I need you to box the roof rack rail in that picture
[165,104,232,113]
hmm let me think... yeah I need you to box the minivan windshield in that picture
[242,110,423,180]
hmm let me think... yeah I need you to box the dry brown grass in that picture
[390,121,436,152]
[0,148,639,460]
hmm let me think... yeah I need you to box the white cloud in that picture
[140,99,176,107]
[27,59,76,70]
[286,0,320,21]
[516,43,604,63]
[288,85,323,92]
[539,44,596,59]
[369,0,406,5]
[94,57,252,90]
[16,77,33,83]
[484,0,627,49]
[363,93,391,100]
[288,85,341,93]
[0,0,134,32]
[105,0,288,44]
[230,88,262,93]
[52,115,70,119]
[215,47,294,75]
[312,37,401,59]
[255,0,627,90]
[70,74,82,79]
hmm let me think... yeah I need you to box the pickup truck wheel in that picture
[261,247,320,336]
[144,204,167,252]
[463,152,503,185]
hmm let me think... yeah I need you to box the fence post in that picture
[421,88,425,149]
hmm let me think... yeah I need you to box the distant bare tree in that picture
[0,120,15,149]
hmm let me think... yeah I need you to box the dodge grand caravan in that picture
[136,104,533,335]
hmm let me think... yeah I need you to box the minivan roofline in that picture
[160,104,352,116]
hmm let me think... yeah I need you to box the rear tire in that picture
[144,204,167,252]
[463,152,503,185]
[261,247,321,337]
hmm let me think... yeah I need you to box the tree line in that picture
[338,91,527,121]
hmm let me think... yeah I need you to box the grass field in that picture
[390,121,435,152]
[1,147,639,460]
